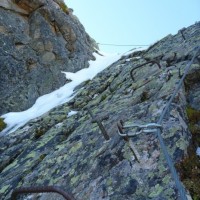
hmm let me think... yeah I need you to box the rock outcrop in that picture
[0,4,200,200]
[0,0,97,114]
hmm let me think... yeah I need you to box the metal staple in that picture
[11,186,75,200]
[130,60,162,81]
[87,107,110,141]
[10,45,200,200]
[117,46,200,200]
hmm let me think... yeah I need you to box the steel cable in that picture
[156,46,200,200]
[97,43,149,47]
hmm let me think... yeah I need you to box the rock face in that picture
[0,9,200,200]
[0,0,97,115]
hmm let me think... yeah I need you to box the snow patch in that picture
[196,147,200,156]
[67,110,78,117]
[1,51,122,135]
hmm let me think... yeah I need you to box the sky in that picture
[65,0,200,53]
[1,52,121,135]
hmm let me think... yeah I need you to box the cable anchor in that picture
[117,120,162,137]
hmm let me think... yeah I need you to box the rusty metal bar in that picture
[117,120,140,162]
[130,60,161,81]
[117,120,124,135]
[11,186,75,200]
[123,46,200,199]
[87,108,110,141]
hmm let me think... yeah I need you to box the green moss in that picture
[188,124,200,146]
[186,106,200,124]
[176,106,200,199]
[0,117,6,131]
[140,91,149,102]
[34,128,45,139]
[186,107,200,147]
[100,94,107,102]
[39,154,47,161]
[60,2,69,14]
[189,124,200,134]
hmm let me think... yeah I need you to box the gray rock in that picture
[0,0,96,114]
[0,5,199,200]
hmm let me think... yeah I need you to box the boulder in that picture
[0,0,96,114]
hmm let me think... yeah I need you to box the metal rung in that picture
[117,121,162,137]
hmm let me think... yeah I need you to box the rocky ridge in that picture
[0,0,97,114]
[0,6,200,200]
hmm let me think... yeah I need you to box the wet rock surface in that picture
[0,20,200,200]
[0,0,96,114]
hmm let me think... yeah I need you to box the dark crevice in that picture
[0,150,22,173]
[0,5,28,16]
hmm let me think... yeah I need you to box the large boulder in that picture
[0,0,97,114]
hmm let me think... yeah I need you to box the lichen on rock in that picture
[176,67,200,199]
[0,0,97,114]
[0,4,200,199]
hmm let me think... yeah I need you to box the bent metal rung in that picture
[117,121,162,137]
[11,186,75,200]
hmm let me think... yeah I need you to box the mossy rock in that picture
[0,118,6,131]
[188,124,200,146]
[34,128,46,139]
[140,91,149,102]
[59,1,69,14]
[100,93,108,102]
[39,154,47,161]
[186,106,200,124]
[176,105,200,199]
[188,124,200,135]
